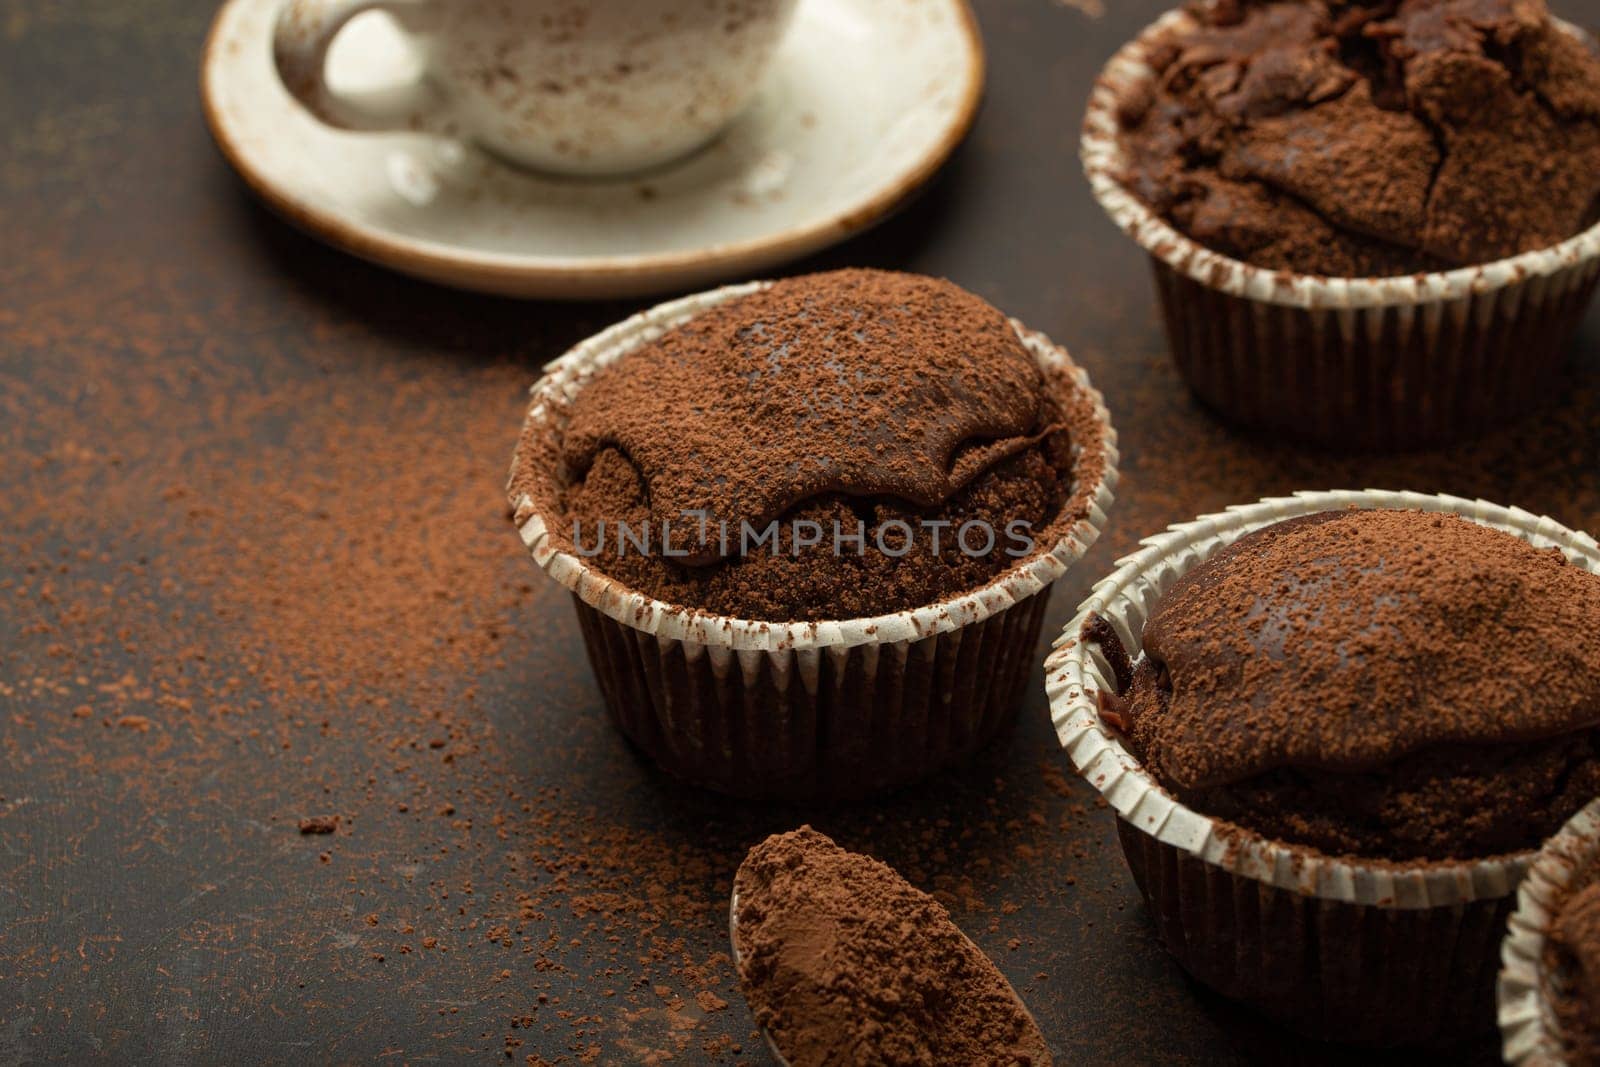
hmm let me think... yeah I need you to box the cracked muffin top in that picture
[1117,0,1600,277]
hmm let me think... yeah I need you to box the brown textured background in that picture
[2,0,1598,1063]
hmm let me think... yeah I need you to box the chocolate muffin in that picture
[509,272,1116,798]
[1119,0,1600,277]
[517,269,1108,623]
[1548,856,1600,1067]
[1100,508,1600,861]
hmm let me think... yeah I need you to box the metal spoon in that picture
[729,887,794,1067]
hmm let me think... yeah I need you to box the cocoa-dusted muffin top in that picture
[1097,508,1600,860]
[1549,856,1600,1067]
[513,269,1109,622]
[1118,0,1600,277]
[733,827,1051,1067]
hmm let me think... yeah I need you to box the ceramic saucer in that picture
[201,0,984,300]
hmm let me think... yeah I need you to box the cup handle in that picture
[272,0,443,133]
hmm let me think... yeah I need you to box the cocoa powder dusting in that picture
[1106,508,1600,860]
[1548,853,1600,1067]
[1120,0,1600,276]
[511,270,1110,622]
[734,827,1052,1067]
[564,269,1049,537]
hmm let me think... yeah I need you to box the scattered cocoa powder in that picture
[733,827,1052,1067]
[0,247,1123,1062]
[14,0,1591,1058]
[0,261,763,1058]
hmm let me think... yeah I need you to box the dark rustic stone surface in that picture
[1,1,1597,1063]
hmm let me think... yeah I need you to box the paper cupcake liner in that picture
[1499,799,1600,1067]
[1082,10,1600,451]
[1045,489,1600,1045]
[510,282,1119,800]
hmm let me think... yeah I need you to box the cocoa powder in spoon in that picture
[733,826,1052,1067]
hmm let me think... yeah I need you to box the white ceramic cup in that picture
[272,0,800,177]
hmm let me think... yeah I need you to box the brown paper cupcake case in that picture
[1046,489,1600,1046]
[1499,799,1600,1066]
[1082,10,1600,450]
[509,282,1119,800]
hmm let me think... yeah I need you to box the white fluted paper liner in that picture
[1500,799,1600,1067]
[1082,12,1600,312]
[508,280,1119,796]
[1047,489,1600,908]
[1047,490,1600,1040]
